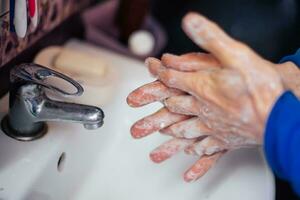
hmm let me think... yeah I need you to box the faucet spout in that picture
[38,97,104,130]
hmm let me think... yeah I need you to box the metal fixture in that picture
[1,63,104,141]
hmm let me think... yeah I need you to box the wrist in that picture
[275,62,300,97]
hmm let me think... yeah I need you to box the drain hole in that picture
[57,152,66,172]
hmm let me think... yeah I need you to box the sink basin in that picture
[0,41,274,200]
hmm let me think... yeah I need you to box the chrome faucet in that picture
[1,63,104,141]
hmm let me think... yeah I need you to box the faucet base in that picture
[1,116,48,141]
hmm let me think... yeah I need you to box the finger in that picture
[127,81,184,107]
[146,57,212,96]
[183,151,225,182]
[163,95,200,116]
[163,94,234,131]
[156,64,203,94]
[150,138,196,163]
[160,117,213,139]
[157,65,242,109]
[184,136,226,156]
[145,57,162,76]
[182,12,255,69]
[161,52,221,72]
[130,108,190,139]
[146,57,207,96]
[161,68,250,115]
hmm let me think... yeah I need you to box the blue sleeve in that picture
[264,49,300,196]
[264,91,300,195]
[280,49,300,66]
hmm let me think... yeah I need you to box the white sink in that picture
[0,42,274,200]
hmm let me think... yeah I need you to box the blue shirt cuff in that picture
[264,48,300,196]
[279,49,300,66]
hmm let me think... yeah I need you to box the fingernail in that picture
[145,57,162,77]
[130,120,153,139]
[126,95,135,107]
[150,151,167,163]
[183,172,198,183]
[183,13,206,46]
[184,12,204,27]
[144,57,152,67]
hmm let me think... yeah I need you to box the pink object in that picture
[28,0,35,17]
[81,0,167,60]
[29,0,38,28]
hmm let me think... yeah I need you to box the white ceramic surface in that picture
[0,40,275,200]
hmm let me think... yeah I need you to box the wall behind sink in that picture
[0,0,101,97]
[0,0,95,68]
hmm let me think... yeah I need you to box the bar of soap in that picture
[54,48,108,80]
[34,44,118,106]
[34,46,62,68]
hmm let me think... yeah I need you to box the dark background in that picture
[152,0,300,62]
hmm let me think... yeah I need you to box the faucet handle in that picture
[10,63,84,97]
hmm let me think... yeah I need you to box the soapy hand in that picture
[127,12,298,182]
[128,54,298,182]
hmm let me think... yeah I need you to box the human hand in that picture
[127,12,290,182]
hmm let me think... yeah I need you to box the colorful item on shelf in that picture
[14,0,28,38]
[29,0,38,28]
[28,0,35,17]
[9,0,16,32]
[1,0,93,68]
